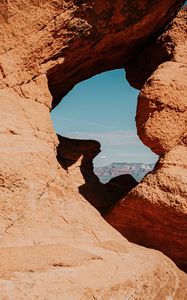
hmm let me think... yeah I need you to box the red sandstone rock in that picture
[105,174,138,204]
[137,61,187,155]
[57,135,101,163]
[125,8,187,89]
[57,135,137,213]
[105,9,187,272]
[57,135,116,212]
[105,145,187,271]
[0,1,186,298]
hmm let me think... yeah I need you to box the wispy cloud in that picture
[56,129,158,166]
[51,114,110,130]
[114,152,154,158]
[58,130,140,147]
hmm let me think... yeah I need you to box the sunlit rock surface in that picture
[0,0,186,298]
[105,9,187,272]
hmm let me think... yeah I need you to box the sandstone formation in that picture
[57,135,138,213]
[57,135,101,163]
[105,145,187,271]
[105,174,138,206]
[57,135,114,213]
[105,8,187,272]
[126,6,187,89]
[0,0,187,299]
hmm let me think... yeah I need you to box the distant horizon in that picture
[95,161,155,166]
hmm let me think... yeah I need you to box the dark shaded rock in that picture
[105,9,187,272]
[105,174,138,204]
[57,135,101,167]
[57,135,138,214]
[125,7,187,89]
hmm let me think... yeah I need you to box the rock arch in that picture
[0,1,186,298]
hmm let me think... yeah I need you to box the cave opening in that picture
[50,69,158,213]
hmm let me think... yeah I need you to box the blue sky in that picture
[51,69,158,166]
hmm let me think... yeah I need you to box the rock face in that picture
[57,135,101,166]
[105,145,187,271]
[57,135,114,213]
[126,6,187,89]
[57,135,138,213]
[105,8,187,272]
[0,0,184,106]
[105,174,138,205]
[0,1,187,299]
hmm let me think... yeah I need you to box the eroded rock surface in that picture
[126,7,187,88]
[0,0,184,106]
[0,0,187,299]
[57,135,137,213]
[105,9,187,272]
[57,135,114,212]
[105,145,187,271]
[105,174,138,205]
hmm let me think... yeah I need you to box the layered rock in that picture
[105,9,187,272]
[0,0,187,299]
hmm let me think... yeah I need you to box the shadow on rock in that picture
[57,134,137,214]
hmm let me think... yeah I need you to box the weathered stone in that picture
[125,7,187,89]
[0,1,186,298]
[105,9,187,272]
[57,135,137,213]
[136,61,187,155]
[57,135,101,164]
[105,174,138,204]
[105,145,187,272]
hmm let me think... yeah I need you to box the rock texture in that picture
[136,61,187,155]
[126,6,187,89]
[57,135,114,213]
[105,145,187,271]
[105,174,138,206]
[127,8,187,155]
[105,8,187,272]
[0,0,184,107]
[0,0,187,299]
[57,135,137,213]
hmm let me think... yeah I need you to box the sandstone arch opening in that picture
[0,1,186,297]
[50,69,158,213]
[45,4,187,272]
[1,3,187,297]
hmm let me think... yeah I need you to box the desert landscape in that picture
[0,0,186,299]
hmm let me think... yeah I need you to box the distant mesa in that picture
[95,162,154,183]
